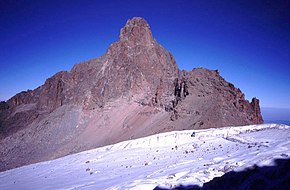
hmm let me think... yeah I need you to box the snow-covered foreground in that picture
[0,124,289,190]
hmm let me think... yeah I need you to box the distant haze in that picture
[261,107,290,125]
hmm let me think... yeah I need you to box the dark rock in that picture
[0,101,9,113]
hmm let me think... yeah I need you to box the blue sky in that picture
[0,0,289,109]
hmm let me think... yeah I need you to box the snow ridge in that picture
[107,123,288,150]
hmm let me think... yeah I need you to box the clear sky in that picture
[0,0,289,109]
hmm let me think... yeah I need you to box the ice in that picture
[0,124,289,189]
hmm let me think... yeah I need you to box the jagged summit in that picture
[103,17,179,109]
[119,17,153,45]
[125,17,150,27]
[0,17,263,172]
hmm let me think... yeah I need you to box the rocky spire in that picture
[103,17,178,108]
[119,17,154,45]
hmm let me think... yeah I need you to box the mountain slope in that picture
[0,17,263,172]
[0,124,288,190]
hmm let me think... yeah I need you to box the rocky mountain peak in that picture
[102,17,179,109]
[0,17,263,172]
[119,17,154,45]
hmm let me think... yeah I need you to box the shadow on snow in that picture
[154,158,290,190]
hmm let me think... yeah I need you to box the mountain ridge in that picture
[0,17,263,171]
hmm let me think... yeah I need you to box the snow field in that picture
[0,124,289,190]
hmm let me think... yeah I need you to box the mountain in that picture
[0,17,263,172]
[0,124,288,189]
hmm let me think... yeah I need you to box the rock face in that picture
[0,17,263,171]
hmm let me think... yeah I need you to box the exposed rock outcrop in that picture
[0,17,263,171]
